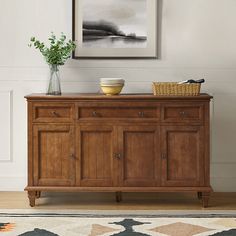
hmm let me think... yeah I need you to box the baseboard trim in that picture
[0,176,26,191]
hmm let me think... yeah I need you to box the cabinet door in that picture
[76,125,116,187]
[33,125,75,186]
[161,126,204,187]
[118,126,160,187]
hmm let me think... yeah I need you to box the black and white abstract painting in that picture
[73,0,157,58]
[82,0,147,48]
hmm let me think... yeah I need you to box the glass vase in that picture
[47,65,61,95]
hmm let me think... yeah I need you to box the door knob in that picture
[92,111,98,117]
[179,111,188,117]
[161,154,167,160]
[51,111,59,117]
[138,111,144,117]
[70,154,76,160]
[114,153,121,159]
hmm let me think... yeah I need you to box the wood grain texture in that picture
[25,93,212,101]
[204,102,211,187]
[25,186,213,192]
[33,125,75,186]
[79,107,159,119]
[32,103,74,123]
[76,125,115,187]
[161,126,204,187]
[162,104,204,123]
[27,101,33,187]
[118,126,160,187]
[28,191,36,207]
[26,93,212,207]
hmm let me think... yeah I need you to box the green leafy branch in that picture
[29,32,76,65]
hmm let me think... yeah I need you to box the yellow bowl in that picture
[101,85,124,95]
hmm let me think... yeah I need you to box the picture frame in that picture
[72,0,158,59]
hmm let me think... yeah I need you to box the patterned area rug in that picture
[0,212,236,236]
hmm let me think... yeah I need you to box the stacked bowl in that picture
[100,78,125,95]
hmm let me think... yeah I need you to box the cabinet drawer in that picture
[33,103,73,122]
[162,104,204,123]
[78,107,159,120]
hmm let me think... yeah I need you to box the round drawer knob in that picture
[179,111,187,117]
[114,153,121,159]
[138,111,144,117]
[51,111,59,117]
[92,111,98,117]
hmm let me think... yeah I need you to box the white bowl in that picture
[100,83,124,87]
[100,78,125,85]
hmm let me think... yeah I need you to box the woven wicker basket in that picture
[152,82,201,96]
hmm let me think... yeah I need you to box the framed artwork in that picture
[72,0,158,59]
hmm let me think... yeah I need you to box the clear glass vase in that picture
[47,65,61,95]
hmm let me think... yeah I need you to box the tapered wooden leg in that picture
[202,192,210,208]
[28,191,36,207]
[197,192,202,200]
[36,191,41,199]
[116,192,122,202]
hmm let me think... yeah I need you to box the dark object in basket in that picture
[178,79,205,84]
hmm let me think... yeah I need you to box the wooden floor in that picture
[0,192,236,210]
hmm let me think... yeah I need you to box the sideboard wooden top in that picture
[25,93,213,101]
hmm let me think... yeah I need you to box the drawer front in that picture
[162,104,204,123]
[78,107,160,120]
[33,103,74,122]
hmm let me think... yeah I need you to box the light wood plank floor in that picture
[0,192,236,210]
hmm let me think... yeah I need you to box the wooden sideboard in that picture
[25,93,213,207]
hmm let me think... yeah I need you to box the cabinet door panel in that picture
[76,125,116,187]
[161,126,204,186]
[33,125,75,186]
[118,126,160,187]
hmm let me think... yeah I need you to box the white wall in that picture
[0,0,236,191]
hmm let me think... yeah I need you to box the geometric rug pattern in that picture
[0,213,236,236]
[150,222,212,236]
